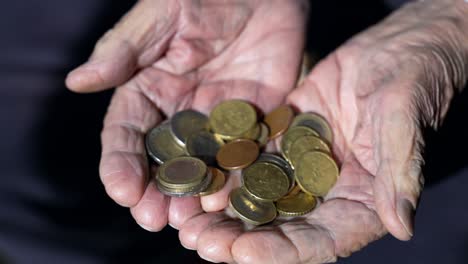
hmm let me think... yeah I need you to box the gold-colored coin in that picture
[298,52,317,84]
[264,105,294,139]
[256,153,294,190]
[242,123,261,141]
[157,156,207,189]
[280,126,319,162]
[209,100,257,140]
[295,151,339,197]
[216,139,259,170]
[170,109,209,147]
[186,131,224,166]
[288,135,330,169]
[198,167,226,196]
[145,121,187,165]
[276,186,317,217]
[229,187,277,225]
[242,162,289,201]
[256,122,269,147]
[291,113,333,144]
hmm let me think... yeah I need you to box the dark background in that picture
[0,0,466,263]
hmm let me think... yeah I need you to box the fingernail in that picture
[198,253,220,263]
[396,198,415,238]
[168,222,179,230]
[138,223,156,232]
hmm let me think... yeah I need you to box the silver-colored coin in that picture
[157,169,213,197]
[186,131,224,166]
[170,110,209,147]
[290,113,333,144]
[157,156,208,189]
[256,153,294,190]
[145,121,187,165]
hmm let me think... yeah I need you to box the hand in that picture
[178,0,468,263]
[65,0,307,231]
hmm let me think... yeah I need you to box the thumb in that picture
[373,92,425,241]
[66,0,178,93]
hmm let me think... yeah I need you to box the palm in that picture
[178,49,388,264]
[97,0,307,230]
[179,12,439,261]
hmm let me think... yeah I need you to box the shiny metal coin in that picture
[256,153,294,190]
[145,121,187,165]
[170,110,209,147]
[229,187,276,225]
[186,131,224,166]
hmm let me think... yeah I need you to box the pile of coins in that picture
[145,100,339,225]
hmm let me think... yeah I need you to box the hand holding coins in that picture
[145,99,339,225]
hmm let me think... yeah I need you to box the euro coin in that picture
[295,151,338,197]
[242,123,261,141]
[186,131,224,166]
[242,162,289,201]
[256,153,294,190]
[276,186,317,217]
[198,167,226,196]
[288,135,330,169]
[280,126,319,161]
[256,122,269,147]
[264,105,294,139]
[216,139,259,170]
[229,187,277,225]
[157,156,207,189]
[145,121,187,165]
[209,100,257,140]
[170,109,209,147]
[157,167,213,197]
[291,113,333,144]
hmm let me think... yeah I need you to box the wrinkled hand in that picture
[177,1,468,263]
[66,0,307,231]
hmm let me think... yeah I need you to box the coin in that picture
[298,52,317,84]
[242,123,261,141]
[170,110,209,147]
[186,131,224,166]
[288,135,330,169]
[216,139,259,170]
[145,121,187,165]
[264,105,294,139]
[229,187,277,225]
[295,151,339,197]
[157,168,213,197]
[198,167,226,196]
[157,156,207,189]
[256,123,269,147]
[280,126,319,161]
[209,100,257,140]
[276,186,317,217]
[242,162,290,201]
[256,153,294,190]
[291,113,333,144]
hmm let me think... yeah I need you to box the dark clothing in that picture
[0,0,466,263]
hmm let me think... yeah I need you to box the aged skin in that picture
[66,0,468,263]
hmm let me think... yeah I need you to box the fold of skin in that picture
[66,0,468,263]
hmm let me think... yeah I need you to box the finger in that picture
[66,0,179,92]
[196,216,244,263]
[100,87,161,207]
[130,181,170,232]
[200,170,241,212]
[232,199,385,264]
[179,212,229,250]
[168,196,204,229]
[373,91,424,241]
